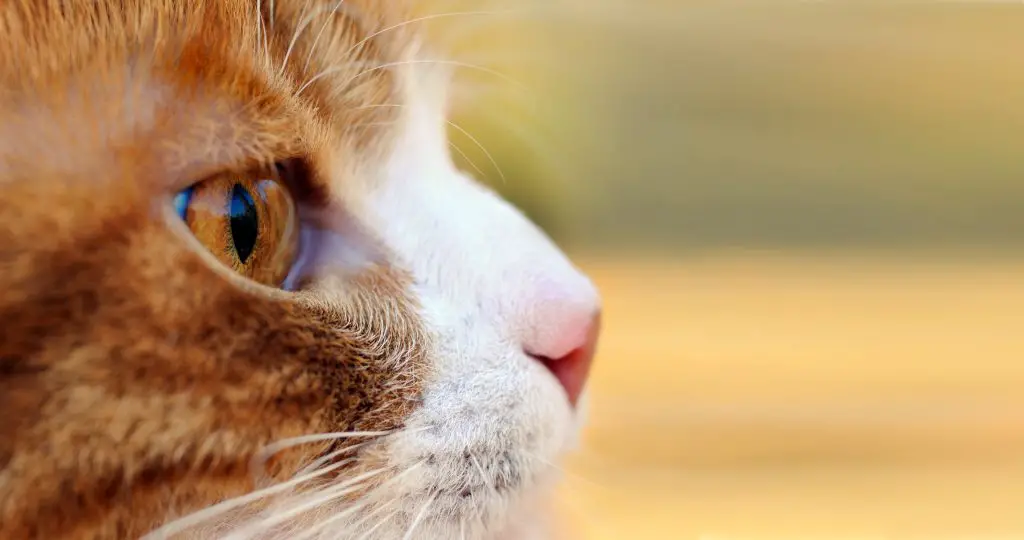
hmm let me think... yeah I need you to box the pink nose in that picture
[528,313,601,408]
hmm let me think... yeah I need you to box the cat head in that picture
[0,1,600,538]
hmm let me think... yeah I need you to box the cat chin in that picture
[323,463,565,540]
[367,486,561,540]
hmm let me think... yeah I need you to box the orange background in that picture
[431,1,1024,537]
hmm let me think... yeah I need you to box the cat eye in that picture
[174,163,300,288]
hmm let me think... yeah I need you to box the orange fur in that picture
[0,1,432,537]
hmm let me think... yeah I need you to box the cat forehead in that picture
[0,0,415,188]
[0,0,414,88]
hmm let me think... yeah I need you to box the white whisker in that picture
[448,101,567,177]
[141,456,352,539]
[341,10,512,60]
[222,465,395,540]
[303,0,348,73]
[339,497,398,540]
[256,0,270,62]
[348,121,401,130]
[468,455,492,492]
[352,103,402,111]
[345,103,501,184]
[252,430,392,471]
[279,0,336,76]
[292,460,426,540]
[294,446,361,478]
[352,509,400,540]
[298,59,526,97]
[448,141,488,180]
[447,120,506,184]
[401,491,436,540]
[291,501,368,540]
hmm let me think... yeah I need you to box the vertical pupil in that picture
[174,187,193,221]
[229,184,259,264]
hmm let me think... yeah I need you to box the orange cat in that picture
[0,1,600,539]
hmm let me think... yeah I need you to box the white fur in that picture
[329,61,601,539]
[149,50,601,540]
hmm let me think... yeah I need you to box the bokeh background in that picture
[426,1,1024,538]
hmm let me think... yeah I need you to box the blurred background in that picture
[425,1,1024,538]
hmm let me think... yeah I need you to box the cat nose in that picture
[523,283,601,408]
[528,313,600,408]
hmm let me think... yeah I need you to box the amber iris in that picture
[174,164,299,287]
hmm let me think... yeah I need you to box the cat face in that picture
[0,2,600,539]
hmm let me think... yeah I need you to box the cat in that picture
[0,1,600,539]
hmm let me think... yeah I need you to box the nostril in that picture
[529,313,600,408]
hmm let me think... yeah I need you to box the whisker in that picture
[448,141,488,180]
[251,430,392,472]
[447,120,506,184]
[252,1,261,57]
[298,59,527,98]
[292,460,426,540]
[401,492,436,540]
[348,121,401,129]
[468,455,492,493]
[340,10,513,60]
[334,102,503,185]
[352,103,402,111]
[448,102,569,178]
[141,456,353,539]
[291,501,369,540]
[294,446,361,478]
[222,465,396,540]
[352,509,400,540]
[338,498,398,540]
[279,0,337,76]
[302,0,348,73]
[256,0,270,63]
